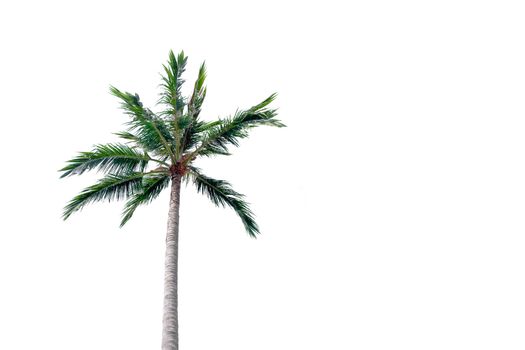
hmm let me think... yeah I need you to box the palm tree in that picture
[59,50,284,350]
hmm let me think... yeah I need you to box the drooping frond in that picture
[110,86,176,160]
[62,172,146,220]
[189,93,284,158]
[159,50,188,116]
[59,143,153,178]
[120,174,171,227]
[189,167,259,238]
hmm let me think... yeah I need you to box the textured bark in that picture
[162,174,181,350]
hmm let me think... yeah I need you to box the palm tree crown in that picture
[60,50,284,237]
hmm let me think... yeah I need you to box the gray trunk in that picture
[162,174,181,350]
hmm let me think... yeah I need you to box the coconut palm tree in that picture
[59,50,284,350]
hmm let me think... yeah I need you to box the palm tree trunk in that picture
[162,174,181,350]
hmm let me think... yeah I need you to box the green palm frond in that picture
[62,172,146,220]
[189,167,259,238]
[178,63,208,154]
[110,86,177,160]
[159,50,188,116]
[157,50,189,156]
[188,93,284,159]
[59,143,155,178]
[120,174,171,227]
[188,61,207,118]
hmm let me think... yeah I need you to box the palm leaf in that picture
[188,61,207,118]
[110,86,177,161]
[120,174,171,227]
[158,50,188,116]
[189,167,259,238]
[62,172,146,220]
[59,143,152,178]
[189,94,284,158]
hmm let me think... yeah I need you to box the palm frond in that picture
[110,86,176,161]
[59,143,154,178]
[189,167,259,238]
[188,61,207,118]
[62,172,146,220]
[158,50,188,116]
[120,174,171,227]
[178,64,209,153]
[188,94,284,159]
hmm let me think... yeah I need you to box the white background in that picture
[1,0,525,349]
